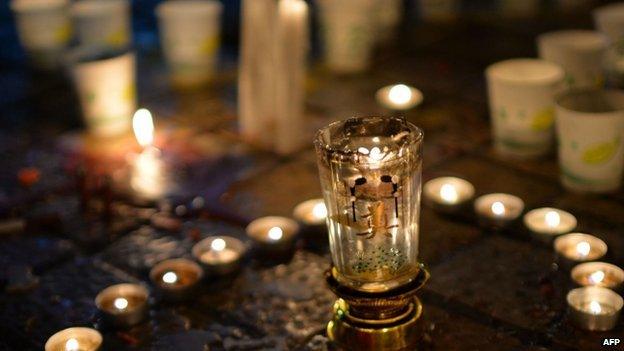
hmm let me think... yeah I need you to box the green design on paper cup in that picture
[122,83,136,103]
[530,107,554,131]
[91,114,128,126]
[561,165,614,186]
[106,29,128,47]
[200,36,219,56]
[499,138,545,151]
[581,137,621,165]
[498,107,508,120]
[54,23,72,44]
[564,73,575,87]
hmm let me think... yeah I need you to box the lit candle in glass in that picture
[571,262,624,290]
[423,176,475,213]
[567,286,623,331]
[95,283,149,328]
[376,84,423,111]
[523,207,577,240]
[130,108,169,201]
[45,327,102,351]
[192,236,246,275]
[149,258,203,301]
[474,193,525,228]
[246,216,299,256]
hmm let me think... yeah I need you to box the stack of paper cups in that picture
[156,0,223,88]
[537,30,608,89]
[71,0,131,49]
[593,3,624,44]
[486,59,565,158]
[10,0,72,70]
[69,48,136,137]
[317,0,377,74]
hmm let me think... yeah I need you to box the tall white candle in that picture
[275,0,308,154]
[238,0,277,148]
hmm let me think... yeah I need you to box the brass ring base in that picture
[325,267,429,351]
[327,297,424,351]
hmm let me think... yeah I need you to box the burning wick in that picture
[268,227,283,241]
[545,211,561,228]
[589,270,605,285]
[369,147,383,161]
[312,202,327,219]
[491,201,506,216]
[65,338,80,351]
[589,300,602,315]
[211,238,226,252]
[440,184,458,203]
[162,271,178,284]
[113,297,129,311]
[576,241,591,258]
[388,84,413,105]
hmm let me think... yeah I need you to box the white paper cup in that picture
[10,0,72,69]
[537,30,608,89]
[593,2,624,44]
[555,89,624,193]
[376,0,402,42]
[418,0,459,22]
[71,0,131,49]
[318,0,377,73]
[69,48,136,137]
[156,0,223,88]
[486,59,565,158]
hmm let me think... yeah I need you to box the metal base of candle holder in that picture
[325,266,429,351]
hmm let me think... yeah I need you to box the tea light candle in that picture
[571,262,624,290]
[45,327,102,351]
[95,283,148,328]
[293,198,327,226]
[423,177,475,212]
[554,233,607,264]
[567,286,623,331]
[474,193,525,228]
[192,236,246,275]
[376,84,424,111]
[149,258,203,301]
[523,207,577,240]
[246,216,299,255]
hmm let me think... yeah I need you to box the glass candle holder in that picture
[315,116,423,292]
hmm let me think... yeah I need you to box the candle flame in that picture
[491,201,506,216]
[211,238,226,252]
[545,211,561,228]
[372,137,380,143]
[388,84,412,105]
[113,297,129,310]
[440,184,459,203]
[312,202,327,219]
[268,226,283,241]
[162,271,178,284]
[589,270,605,285]
[357,147,369,155]
[576,241,591,258]
[133,108,154,148]
[589,300,602,315]
[65,338,79,351]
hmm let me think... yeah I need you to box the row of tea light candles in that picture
[423,176,624,331]
[44,198,328,351]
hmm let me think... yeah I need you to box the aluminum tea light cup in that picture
[567,286,623,331]
[45,327,102,351]
[149,258,203,301]
[554,233,608,269]
[293,198,328,247]
[571,262,624,291]
[246,216,299,257]
[474,193,525,228]
[423,176,475,213]
[523,207,577,242]
[192,236,246,275]
[95,283,149,328]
